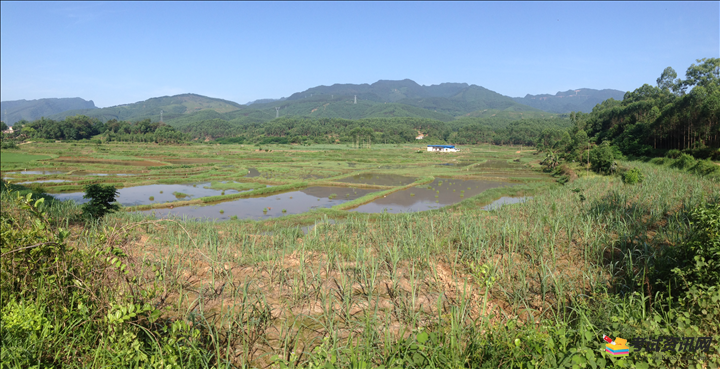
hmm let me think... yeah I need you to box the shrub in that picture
[81,184,120,219]
[621,167,644,184]
[651,202,720,297]
[588,143,614,173]
[648,157,667,165]
[688,159,720,177]
[670,153,696,170]
[665,149,682,158]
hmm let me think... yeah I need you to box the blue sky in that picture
[1,1,718,108]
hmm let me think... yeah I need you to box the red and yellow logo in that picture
[603,335,629,356]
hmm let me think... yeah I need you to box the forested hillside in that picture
[44,94,242,123]
[252,79,541,118]
[0,98,96,125]
[513,88,625,113]
[536,58,719,165]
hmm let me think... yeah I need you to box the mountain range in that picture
[512,88,626,114]
[1,98,97,125]
[1,80,625,125]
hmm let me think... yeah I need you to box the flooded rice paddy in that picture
[349,178,511,214]
[140,186,376,221]
[6,171,67,175]
[17,179,71,184]
[69,171,136,176]
[336,173,417,186]
[245,168,261,177]
[51,183,251,206]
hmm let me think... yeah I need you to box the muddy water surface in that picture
[6,171,67,175]
[140,186,376,221]
[337,173,416,186]
[349,178,511,213]
[17,179,71,184]
[51,183,245,206]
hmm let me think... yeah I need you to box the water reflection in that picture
[349,178,510,213]
[6,171,66,175]
[140,186,376,221]
[51,182,243,206]
[17,179,70,184]
[337,173,416,186]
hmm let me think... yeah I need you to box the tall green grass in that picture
[2,143,719,368]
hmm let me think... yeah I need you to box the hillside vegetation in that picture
[0,98,96,125]
[513,88,626,114]
[45,94,242,123]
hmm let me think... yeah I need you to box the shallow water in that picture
[349,178,511,213]
[70,171,136,176]
[51,182,241,206]
[337,173,416,186]
[6,171,67,175]
[245,168,261,177]
[481,196,532,210]
[139,186,376,221]
[17,179,71,184]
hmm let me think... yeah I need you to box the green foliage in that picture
[585,58,719,157]
[46,93,241,123]
[671,202,720,291]
[671,153,697,170]
[589,142,615,173]
[689,159,720,177]
[621,167,644,184]
[649,202,720,305]
[1,186,218,367]
[81,184,120,219]
[666,149,682,158]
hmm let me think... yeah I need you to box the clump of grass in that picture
[149,196,154,201]
[219,209,224,214]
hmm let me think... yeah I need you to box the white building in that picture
[427,145,459,152]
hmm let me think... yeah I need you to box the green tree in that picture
[81,184,120,219]
[589,142,615,173]
[1,121,7,131]
[680,57,720,91]
[656,66,678,91]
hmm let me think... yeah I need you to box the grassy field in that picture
[0,151,53,166]
[1,141,719,368]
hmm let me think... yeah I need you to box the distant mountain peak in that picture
[513,88,625,113]
[0,97,96,124]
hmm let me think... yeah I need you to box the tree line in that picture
[2,116,187,144]
[537,58,719,162]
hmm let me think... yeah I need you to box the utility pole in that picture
[354,95,357,104]
[160,110,163,123]
[275,107,280,119]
